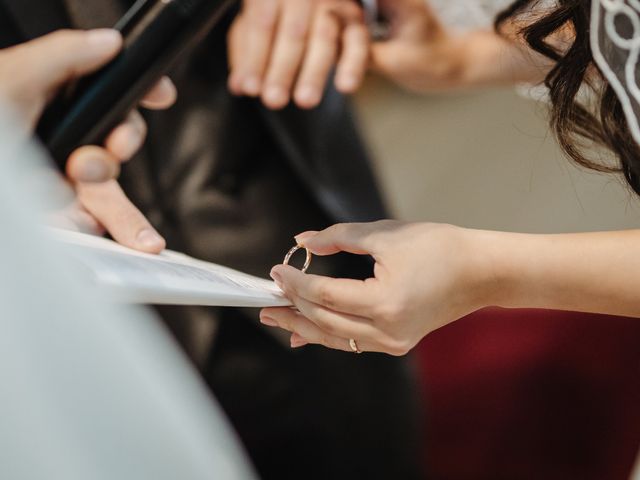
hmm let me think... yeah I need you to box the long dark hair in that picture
[496,0,640,195]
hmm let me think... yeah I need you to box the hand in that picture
[370,0,551,92]
[51,180,166,253]
[227,0,369,109]
[260,221,495,356]
[368,0,470,92]
[0,30,175,252]
[0,29,177,183]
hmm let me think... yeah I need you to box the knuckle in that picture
[317,281,336,309]
[314,20,339,43]
[330,223,349,236]
[256,15,277,32]
[245,5,277,30]
[345,41,369,61]
[375,301,404,324]
[341,3,365,21]
[384,338,412,357]
[48,29,82,53]
[319,321,337,336]
[279,316,294,332]
[319,333,333,349]
[349,3,365,19]
[76,179,115,203]
[389,345,411,357]
[49,29,75,42]
[283,18,309,40]
[227,17,247,48]
[285,279,298,297]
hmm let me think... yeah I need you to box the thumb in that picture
[18,29,122,97]
[297,223,379,256]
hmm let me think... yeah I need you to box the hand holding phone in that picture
[37,0,235,168]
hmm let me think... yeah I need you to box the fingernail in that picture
[243,76,261,96]
[291,334,308,349]
[270,269,283,287]
[294,231,317,246]
[78,159,110,182]
[136,229,164,250]
[86,29,122,51]
[296,85,320,107]
[264,85,288,108]
[260,316,278,327]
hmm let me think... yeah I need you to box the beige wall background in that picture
[354,77,640,233]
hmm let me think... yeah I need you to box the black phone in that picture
[37,0,235,167]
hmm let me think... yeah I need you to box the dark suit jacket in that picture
[0,0,388,226]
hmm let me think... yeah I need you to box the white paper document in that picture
[51,229,291,308]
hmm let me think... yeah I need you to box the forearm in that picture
[454,30,552,88]
[473,229,640,317]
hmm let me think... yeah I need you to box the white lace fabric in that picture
[429,0,514,30]
[591,0,640,146]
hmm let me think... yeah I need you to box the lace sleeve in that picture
[429,0,515,30]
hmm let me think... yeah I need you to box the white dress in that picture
[430,0,514,29]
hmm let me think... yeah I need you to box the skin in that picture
[0,29,177,253]
[227,0,370,109]
[0,2,562,259]
[4,1,376,253]
[227,0,556,111]
[368,0,554,92]
[260,222,640,355]
[3,1,546,256]
[256,2,640,354]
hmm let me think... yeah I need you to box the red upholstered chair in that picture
[415,308,640,480]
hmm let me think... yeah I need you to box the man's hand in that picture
[53,180,166,253]
[227,0,370,110]
[0,29,176,253]
[0,29,176,184]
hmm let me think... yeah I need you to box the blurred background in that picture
[353,78,640,480]
[355,77,640,232]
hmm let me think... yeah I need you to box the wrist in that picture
[453,228,504,312]
[450,228,640,317]
[466,230,561,310]
[456,228,534,311]
[416,35,470,90]
[438,36,474,88]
